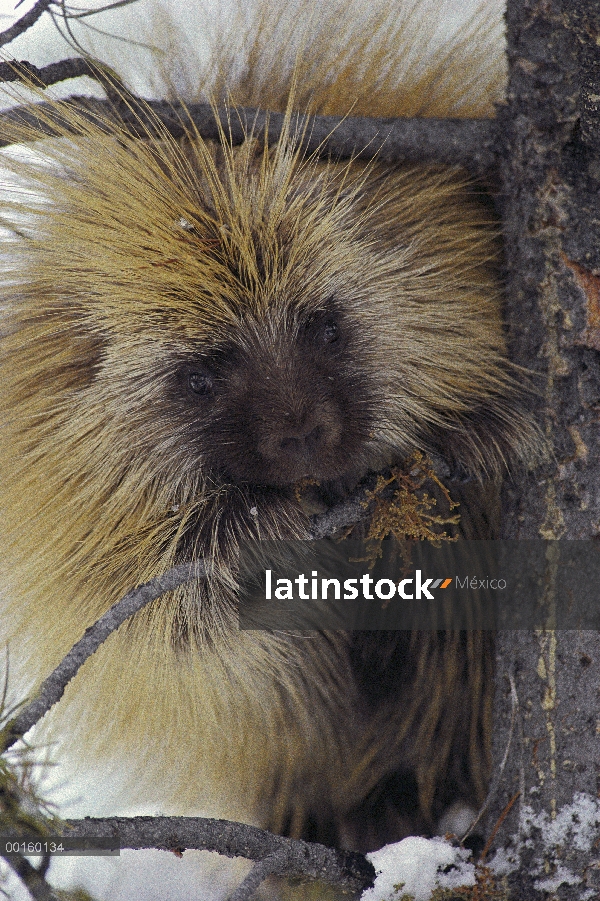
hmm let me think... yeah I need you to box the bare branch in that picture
[0,58,103,87]
[1,480,377,752]
[57,816,375,895]
[65,0,144,20]
[2,562,206,751]
[0,0,143,50]
[227,852,289,901]
[309,484,373,539]
[0,91,499,173]
[1,474,379,752]
[0,851,59,901]
[2,461,459,754]
[461,668,519,847]
[0,0,56,49]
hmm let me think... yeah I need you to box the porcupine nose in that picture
[257,405,336,482]
[279,423,325,455]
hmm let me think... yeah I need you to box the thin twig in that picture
[1,480,376,752]
[1,461,458,753]
[227,851,289,901]
[2,562,206,751]
[462,669,519,846]
[0,58,103,87]
[65,0,144,21]
[0,57,139,113]
[0,0,143,50]
[0,851,59,901]
[0,0,56,48]
[479,792,521,863]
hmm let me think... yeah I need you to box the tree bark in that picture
[487,1,600,896]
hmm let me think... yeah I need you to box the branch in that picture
[2,562,206,751]
[0,0,55,49]
[0,90,499,173]
[1,479,378,752]
[0,851,58,901]
[308,482,373,539]
[57,816,376,895]
[228,852,289,901]
[2,456,462,754]
[462,669,519,848]
[0,58,103,86]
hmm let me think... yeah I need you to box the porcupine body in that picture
[0,0,535,897]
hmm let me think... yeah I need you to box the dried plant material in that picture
[354,453,459,568]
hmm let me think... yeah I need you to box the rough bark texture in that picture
[488,0,600,896]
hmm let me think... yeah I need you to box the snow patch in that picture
[521,792,600,854]
[362,836,475,901]
[487,793,600,895]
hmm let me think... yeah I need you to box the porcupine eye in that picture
[187,367,214,398]
[304,313,342,349]
[322,319,339,344]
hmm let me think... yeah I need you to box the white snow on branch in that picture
[361,836,475,901]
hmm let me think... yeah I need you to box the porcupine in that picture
[0,0,537,897]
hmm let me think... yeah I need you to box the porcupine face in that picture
[148,146,516,495]
[168,303,374,488]
[100,139,387,496]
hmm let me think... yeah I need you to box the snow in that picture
[361,794,600,900]
[521,792,600,854]
[486,793,600,897]
[362,836,476,901]
[534,865,583,893]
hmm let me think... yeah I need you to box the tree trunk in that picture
[486,1,600,896]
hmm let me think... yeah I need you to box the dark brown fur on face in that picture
[170,305,376,487]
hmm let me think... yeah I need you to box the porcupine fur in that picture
[0,0,537,895]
